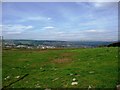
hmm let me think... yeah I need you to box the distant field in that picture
[2,47,118,88]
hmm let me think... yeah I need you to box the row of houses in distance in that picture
[3,43,56,49]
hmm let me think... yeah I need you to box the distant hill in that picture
[3,39,114,48]
[107,42,120,47]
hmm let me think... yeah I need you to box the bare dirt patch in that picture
[53,58,72,64]
[52,52,74,64]
[17,58,29,62]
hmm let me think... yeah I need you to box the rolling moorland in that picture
[2,45,119,88]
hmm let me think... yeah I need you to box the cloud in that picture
[40,26,64,35]
[47,18,52,20]
[93,2,104,7]
[4,28,117,41]
[2,24,33,34]
[43,26,55,29]
[2,2,117,41]
[76,2,117,9]
[84,29,105,33]
[19,16,52,22]
[87,0,119,2]
[97,0,118,2]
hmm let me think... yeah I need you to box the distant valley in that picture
[2,39,116,49]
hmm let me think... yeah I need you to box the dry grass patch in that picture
[17,58,29,62]
[53,58,72,64]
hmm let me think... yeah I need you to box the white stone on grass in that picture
[4,78,7,80]
[72,78,76,81]
[4,76,10,80]
[88,85,92,89]
[15,76,20,78]
[89,71,94,74]
[40,67,42,69]
[70,73,73,76]
[71,82,78,85]
[35,83,41,88]
[117,85,120,90]
[6,76,10,79]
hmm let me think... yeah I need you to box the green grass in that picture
[2,47,118,88]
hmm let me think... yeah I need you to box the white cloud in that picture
[2,0,119,2]
[76,2,117,8]
[43,26,55,29]
[86,30,97,32]
[47,18,52,20]
[19,16,52,22]
[88,0,119,2]
[92,2,117,8]
[93,2,104,7]
[85,29,104,33]
[4,28,117,41]
[2,24,33,34]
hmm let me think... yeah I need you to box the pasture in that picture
[2,47,118,88]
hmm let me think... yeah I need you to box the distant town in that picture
[3,42,56,49]
[1,38,116,49]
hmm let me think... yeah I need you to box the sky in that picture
[1,2,118,41]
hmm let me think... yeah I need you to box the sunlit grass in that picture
[2,47,118,88]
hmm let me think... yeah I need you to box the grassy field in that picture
[2,47,118,88]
